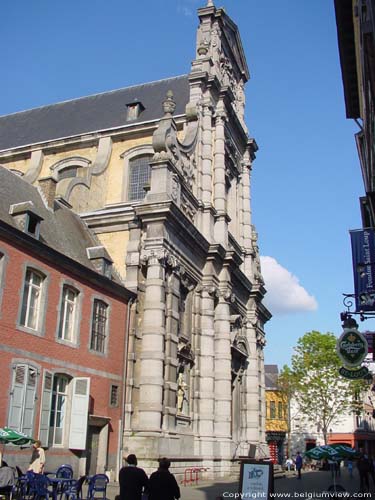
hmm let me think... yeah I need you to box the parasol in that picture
[0,428,35,446]
[304,444,357,493]
[304,444,357,461]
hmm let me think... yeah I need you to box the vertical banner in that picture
[350,229,375,311]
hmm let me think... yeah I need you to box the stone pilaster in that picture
[213,291,232,457]
[213,104,228,246]
[162,270,180,431]
[138,250,166,431]
[243,319,261,448]
[241,151,253,279]
[195,285,217,457]
[200,102,214,242]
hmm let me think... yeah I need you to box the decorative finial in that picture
[163,90,176,116]
[207,0,214,5]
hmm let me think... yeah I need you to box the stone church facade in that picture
[0,1,270,476]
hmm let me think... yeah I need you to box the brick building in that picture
[0,166,135,477]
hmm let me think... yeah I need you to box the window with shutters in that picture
[8,364,38,436]
[90,300,108,353]
[39,372,90,449]
[58,286,79,343]
[49,375,69,446]
[20,268,45,331]
[127,155,151,201]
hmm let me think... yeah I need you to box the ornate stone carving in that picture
[251,227,264,285]
[152,91,198,189]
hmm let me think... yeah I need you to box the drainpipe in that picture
[118,297,135,480]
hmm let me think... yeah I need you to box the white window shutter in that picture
[22,368,37,436]
[8,365,26,430]
[68,377,90,450]
[39,371,53,447]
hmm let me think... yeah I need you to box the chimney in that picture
[38,176,57,209]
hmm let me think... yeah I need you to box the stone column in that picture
[214,291,232,458]
[195,286,217,456]
[138,250,166,431]
[162,270,180,431]
[213,103,228,246]
[241,152,253,278]
[243,318,261,449]
[200,101,214,242]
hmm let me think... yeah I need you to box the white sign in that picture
[239,460,273,500]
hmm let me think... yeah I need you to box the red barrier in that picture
[181,467,209,486]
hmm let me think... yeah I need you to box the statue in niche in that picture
[177,370,189,414]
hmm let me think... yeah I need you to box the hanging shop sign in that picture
[339,366,369,380]
[350,229,375,312]
[336,328,368,367]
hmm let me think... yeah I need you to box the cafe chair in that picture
[63,475,87,500]
[87,474,109,500]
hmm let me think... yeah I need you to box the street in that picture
[105,467,375,500]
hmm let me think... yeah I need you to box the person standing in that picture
[148,458,180,500]
[28,440,45,474]
[295,452,303,479]
[119,454,148,500]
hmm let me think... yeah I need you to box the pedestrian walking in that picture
[295,452,303,479]
[119,454,149,500]
[368,455,375,488]
[148,457,180,500]
[28,440,45,474]
[347,460,353,478]
[357,451,370,493]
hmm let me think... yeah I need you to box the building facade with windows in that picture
[265,365,288,465]
[0,1,270,477]
[0,166,135,476]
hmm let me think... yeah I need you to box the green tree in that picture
[284,330,366,445]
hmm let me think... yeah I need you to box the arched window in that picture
[128,155,152,201]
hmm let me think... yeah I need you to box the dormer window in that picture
[86,246,113,278]
[9,201,43,240]
[26,213,41,237]
[126,100,144,121]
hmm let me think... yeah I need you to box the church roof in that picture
[0,75,190,151]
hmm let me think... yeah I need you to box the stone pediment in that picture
[219,10,250,81]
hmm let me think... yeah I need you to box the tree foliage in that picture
[280,330,366,445]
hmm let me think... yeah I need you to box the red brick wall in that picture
[0,236,130,473]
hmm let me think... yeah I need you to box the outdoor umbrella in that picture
[0,427,35,465]
[304,444,357,493]
[304,444,357,461]
[0,428,34,446]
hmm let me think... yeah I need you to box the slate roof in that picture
[0,75,190,151]
[265,364,279,390]
[0,166,114,277]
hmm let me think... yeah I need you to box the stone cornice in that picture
[0,115,186,159]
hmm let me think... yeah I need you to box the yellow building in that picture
[265,365,288,464]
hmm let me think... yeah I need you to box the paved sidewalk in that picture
[104,466,375,500]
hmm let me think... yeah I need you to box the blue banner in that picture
[350,229,375,311]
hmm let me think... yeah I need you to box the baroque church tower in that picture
[0,1,270,477]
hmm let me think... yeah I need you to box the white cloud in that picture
[177,0,200,17]
[260,256,318,315]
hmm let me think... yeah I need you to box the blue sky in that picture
[0,0,365,367]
